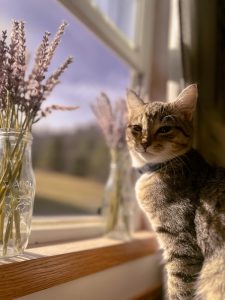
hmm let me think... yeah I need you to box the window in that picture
[60,0,157,91]
[0,0,164,243]
[0,0,130,218]
[1,0,183,218]
[167,0,184,99]
[90,0,138,42]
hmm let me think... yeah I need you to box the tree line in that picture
[32,124,110,183]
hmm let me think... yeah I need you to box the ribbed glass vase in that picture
[0,130,35,257]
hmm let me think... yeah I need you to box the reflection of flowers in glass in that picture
[92,94,134,240]
[91,93,127,150]
[0,20,78,256]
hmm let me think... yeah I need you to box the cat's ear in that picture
[174,84,198,120]
[126,90,144,115]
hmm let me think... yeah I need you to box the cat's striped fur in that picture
[126,85,225,299]
[195,167,225,300]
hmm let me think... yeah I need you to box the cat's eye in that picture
[157,126,172,134]
[132,125,142,133]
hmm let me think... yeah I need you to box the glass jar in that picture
[0,130,35,257]
[102,147,134,240]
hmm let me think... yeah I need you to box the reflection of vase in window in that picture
[92,94,135,240]
[92,93,134,239]
[102,147,135,240]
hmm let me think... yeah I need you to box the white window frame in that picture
[59,0,156,91]
[29,215,105,245]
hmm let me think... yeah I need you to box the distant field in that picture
[34,169,104,215]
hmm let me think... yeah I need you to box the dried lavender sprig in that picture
[33,104,79,123]
[28,31,51,84]
[17,21,27,80]
[45,22,68,69]
[9,21,26,105]
[0,31,8,102]
[29,21,67,85]
[0,30,8,68]
[43,56,73,100]
[6,21,19,92]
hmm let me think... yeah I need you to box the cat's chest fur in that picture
[136,168,199,244]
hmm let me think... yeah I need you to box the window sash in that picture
[58,0,156,89]
[29,216,105,245]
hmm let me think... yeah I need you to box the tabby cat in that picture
[126,84,225,300]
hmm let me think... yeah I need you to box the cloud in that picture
[33,81,127,133]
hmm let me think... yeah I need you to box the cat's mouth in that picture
[135,146,154,154]
[135,148,159,161]
[134,145,174,163]
[136,151,165,164]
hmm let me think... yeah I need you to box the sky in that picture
[0,0,130,132]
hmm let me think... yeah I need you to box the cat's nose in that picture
[141,140,150,151]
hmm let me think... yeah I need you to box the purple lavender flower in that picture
[0,20,78,132]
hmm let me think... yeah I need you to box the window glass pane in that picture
[0,0,129,215]
[89,0,138,42]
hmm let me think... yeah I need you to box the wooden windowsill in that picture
[0,232,158,299]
